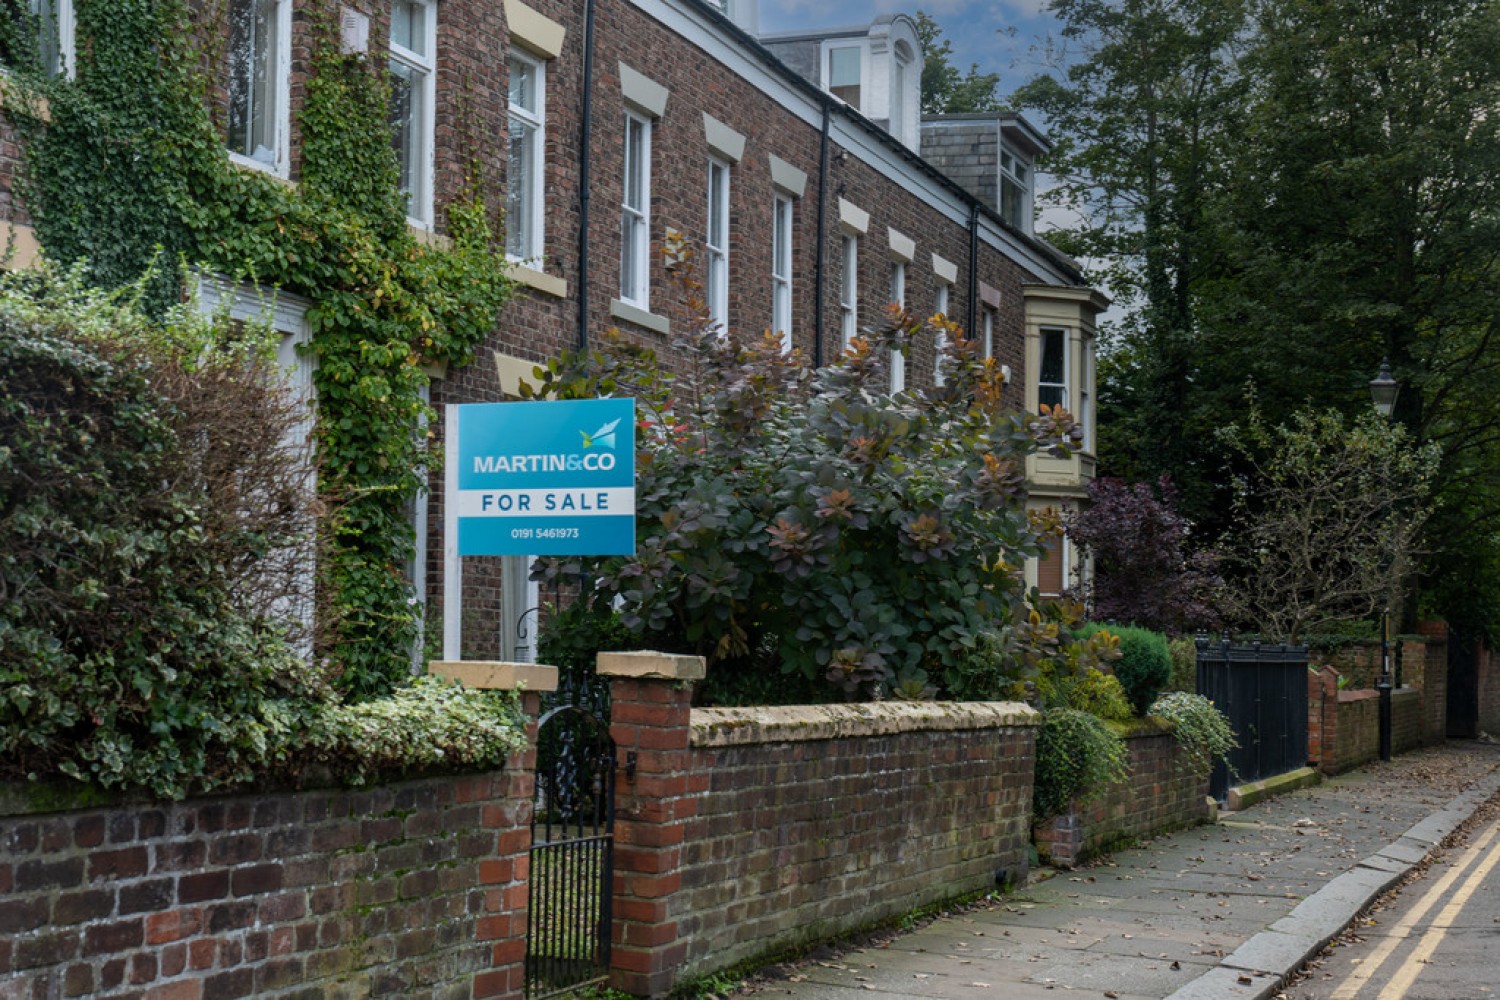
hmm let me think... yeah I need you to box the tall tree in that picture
[1013,0,1253,521]
[916,11,1003,114]
[1209,0,1500,635]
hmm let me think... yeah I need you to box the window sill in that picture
[410,224,452,250]
[228,151,292,185]
[0,75,50,123]
[609,297,670,335]
[509,261,568,299]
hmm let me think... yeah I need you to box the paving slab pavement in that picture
[732,742,1500,1000]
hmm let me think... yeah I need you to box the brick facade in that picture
[604,661,1039,997]
[1032,722,1211,869]
[0,0,1100,656]
[0,739,537,999]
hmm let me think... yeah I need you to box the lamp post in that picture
[1369,359,1400,761]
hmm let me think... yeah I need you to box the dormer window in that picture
[828,46,861,108]
[1000,147,1031,230]
[890,40,912,142]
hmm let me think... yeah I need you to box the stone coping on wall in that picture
[690,701,1038,747]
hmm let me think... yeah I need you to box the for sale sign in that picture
[446,398,636,556]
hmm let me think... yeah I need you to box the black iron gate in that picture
[525,690,615,999]
[1196,636,1310,802]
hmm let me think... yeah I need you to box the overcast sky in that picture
[756,0,1063,98]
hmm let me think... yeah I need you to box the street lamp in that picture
[1369,359,1399,761]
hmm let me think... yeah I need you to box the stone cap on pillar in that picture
[596,650,706,680]
[428,661,560,691]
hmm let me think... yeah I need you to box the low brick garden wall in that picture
[1031,720,1211,868]
[1308,665,1428,775]
[599,652,1040,997]
[0,759,534,1000]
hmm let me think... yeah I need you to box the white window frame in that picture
[822,40,864,109]
[999,145,1033,233]
[839,235,858,349]
[890,43,911,143]
[620,111,652,309]
[390,0,437,228]
[1081,341,1094,452]
[500,555,540,663]
[705,157,731,331]
[226,0,292,178]
[771,194,793,352]
[506,51,547,261]
[933,283,950,386]
[9,0,75,77]
[889,261,905,392]
[982,307,995,360]
[1038,326,1070,412]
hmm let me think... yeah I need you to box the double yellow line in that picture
[1328,817,1500,999]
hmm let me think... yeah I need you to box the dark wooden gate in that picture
[1447,627,1479,739]
[1196,636,1310,802]
[525,697,615,998]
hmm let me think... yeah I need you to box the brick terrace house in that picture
[1,0,1106,660]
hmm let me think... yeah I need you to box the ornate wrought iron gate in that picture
[524,694,615,998]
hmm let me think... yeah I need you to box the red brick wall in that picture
[0,766,534,1000]
[607,675,1038,996]
[1032,722,1211,869]
[1421,636,1449,743]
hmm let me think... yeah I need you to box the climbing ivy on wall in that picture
[8,0,513,697]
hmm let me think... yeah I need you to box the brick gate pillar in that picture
[598,651,706,999]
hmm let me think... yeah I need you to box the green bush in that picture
[0,267,526,798]
[1033,708,1129,820]
[1166,636,1198,693]
[293,677,527,786]
[1076,624,1172,715]
[526,269,1089,702]
[0,269,317,797]
[1148,692,1237,775]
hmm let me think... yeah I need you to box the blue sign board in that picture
[449,398,636,556]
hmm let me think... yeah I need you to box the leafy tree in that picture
[1014,0,1253,520]
[1065,476,1223,634]
[916,11,1003,114]
[524,257,1105,702]
[1217,404,1438,643]
[1203,0,1500,637]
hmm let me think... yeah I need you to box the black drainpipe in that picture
[966,200,979,340]
[813,102,831,368]
[576,0,597,351]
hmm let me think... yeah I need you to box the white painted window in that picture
[889,261,905,392]
[933,283,950,386]
[390,0,436,227]
[620,112,652,308]
[839,235,858,349]
[506,53,546,260]
[3,0,73,76]
[1081,341,1094,451]
[501,555,540,663]
[706,157,730,330]
[827,45,861,109]
[771,194,793,352]
[982,307,995,360]
[1000,147,1032,232]
[1039,327,1069,411]
[227,0,290,176]
[890,42,912,142]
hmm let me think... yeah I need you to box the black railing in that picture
[1196,635,1310,802]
